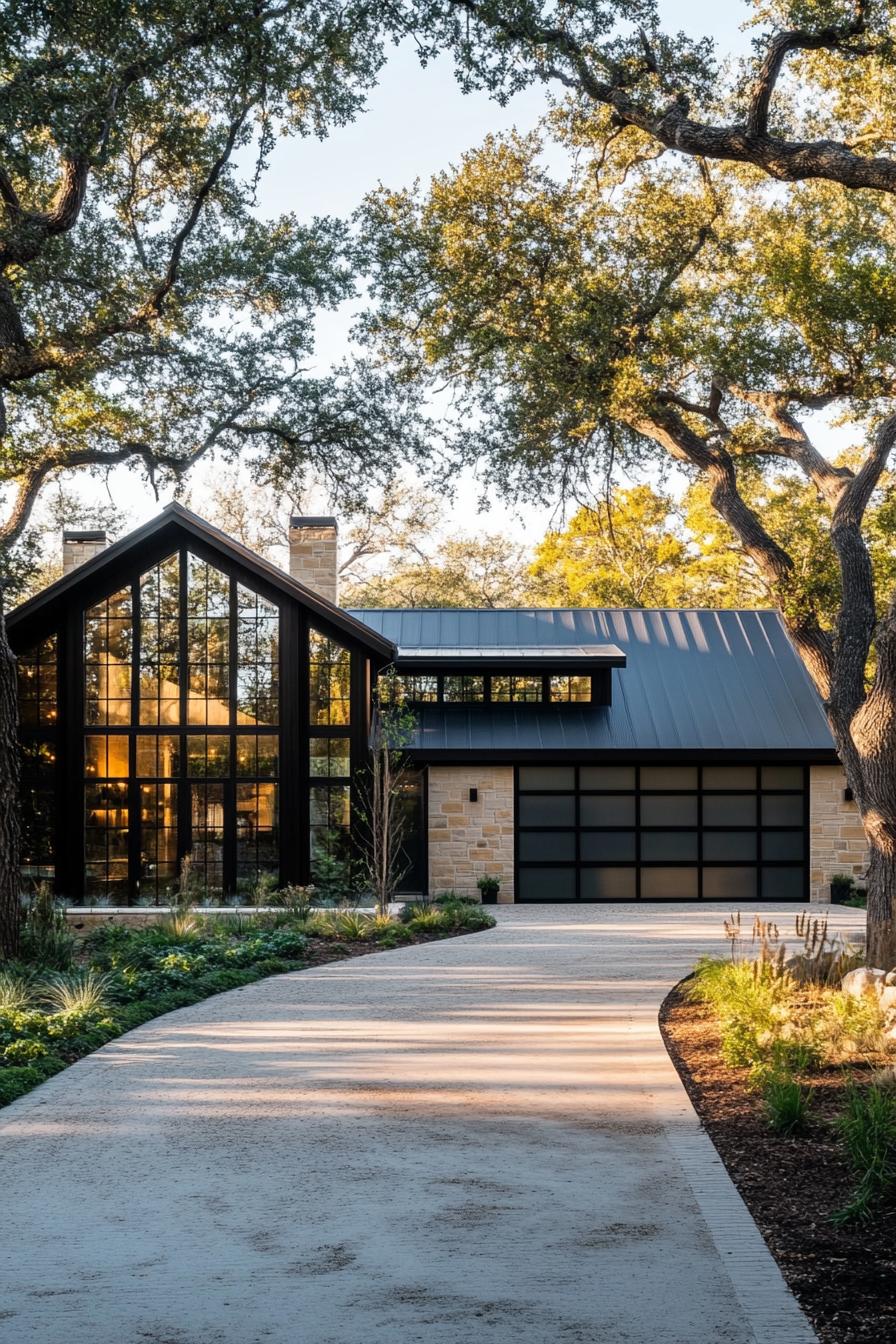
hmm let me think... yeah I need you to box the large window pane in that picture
[189,782,225,896]
[136,735,180,778]
[187,735,230,777]
[84,781,130,904]
[186,555,230,725]
[236,585,279,727]
[139,782,178,901]
[762,830,804,860]
[703,765,757,790]
[580,765,636,791]
[236,782,279,891]
[761,866,805,899]
[139,554,180,725]
[761,766,804,790]
[518,831,575,862]
[517,867,576,901]
[762,794,804,826]
[641,831,698,861]
[518,766,575,792]
[518,794,575,827]
[640,766,697,791]
[640,867,698,899]
[309,737,350,778]
[579,831,636,862]
[85,588,132,725]
[580,794,636,826]
[236,734,278,779]
[579,867,636,899]
[85,734,129,779]
[20,740,56,883]
[17,636,57,728]
[549,675,591,703]
[703,830,757,861]
[491,675,542,703]
[443,675,484,703]
[310,630,351,725]
[309,783,351,885]
[703,794,757,826]
[702,867,757,900]
[640,794,697,826]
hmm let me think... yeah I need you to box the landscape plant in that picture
[834,1080,896,1223]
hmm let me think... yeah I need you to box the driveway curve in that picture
[0,903,862,1344]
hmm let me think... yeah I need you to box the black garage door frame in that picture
[514,761,810,902]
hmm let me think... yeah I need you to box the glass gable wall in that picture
[77,550,282,904]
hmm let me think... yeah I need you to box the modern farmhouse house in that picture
[8,503,866,906]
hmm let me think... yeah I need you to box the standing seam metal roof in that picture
[349,607,835,755]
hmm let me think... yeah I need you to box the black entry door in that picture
[515,763,807,901]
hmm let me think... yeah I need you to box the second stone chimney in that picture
[63,529,107,575]
[288,516,338,605]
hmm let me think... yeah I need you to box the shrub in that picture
[687,956,796,1069]
[819,992,886,1062]
[834,1081,896,1222]
[434,891,478,906]
[398,900,433,924]
[2,1037,50,1064]
[271,884,317,920]
[0,1056,66,1106]
[41,970,116,1016]
[0,971,37,1013]
[19,884,76,970]
[437,902,495,932]
[406,909,448,933]
[762,1072,812,1135]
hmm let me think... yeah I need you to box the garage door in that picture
[515,763,807,901]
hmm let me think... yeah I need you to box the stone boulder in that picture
[841,967,887,998]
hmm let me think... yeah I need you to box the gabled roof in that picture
[351,607,836,757]
[8,502,395,657]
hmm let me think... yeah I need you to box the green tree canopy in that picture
[357,109,896,958]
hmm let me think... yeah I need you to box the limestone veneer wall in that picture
[427,766,515,902]
[810,764,868,902]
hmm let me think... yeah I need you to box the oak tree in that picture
[0,0,436,953]
[359,118,896,960]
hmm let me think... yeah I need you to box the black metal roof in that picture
[352,607,836,758]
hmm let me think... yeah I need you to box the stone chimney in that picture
[62,529,107,575]
[288,516,338,605]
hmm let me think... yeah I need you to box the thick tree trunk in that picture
[865,841,896,969]
[0,596,21,958]
[835,685,896,969]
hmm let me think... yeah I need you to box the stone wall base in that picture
[428,766,515,902]
[810,764,868,902]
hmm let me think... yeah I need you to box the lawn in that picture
[0,889,495,1109]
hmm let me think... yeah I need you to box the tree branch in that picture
[453,0,896,195]
[632,402,835,694]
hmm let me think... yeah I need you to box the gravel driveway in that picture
[0,903,862,1344]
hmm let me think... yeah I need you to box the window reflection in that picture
[18,636,57,726]
[85,589,132,724]
[186,555,230,725]
[139,554,180,724]
[237,585,279,726]
[309,629,350,725]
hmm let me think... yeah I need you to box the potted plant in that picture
[830,873,856,904]
[477,875,500,905]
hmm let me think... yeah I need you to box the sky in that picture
[55,3,774,553]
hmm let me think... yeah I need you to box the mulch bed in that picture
[660,984,896,1344]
